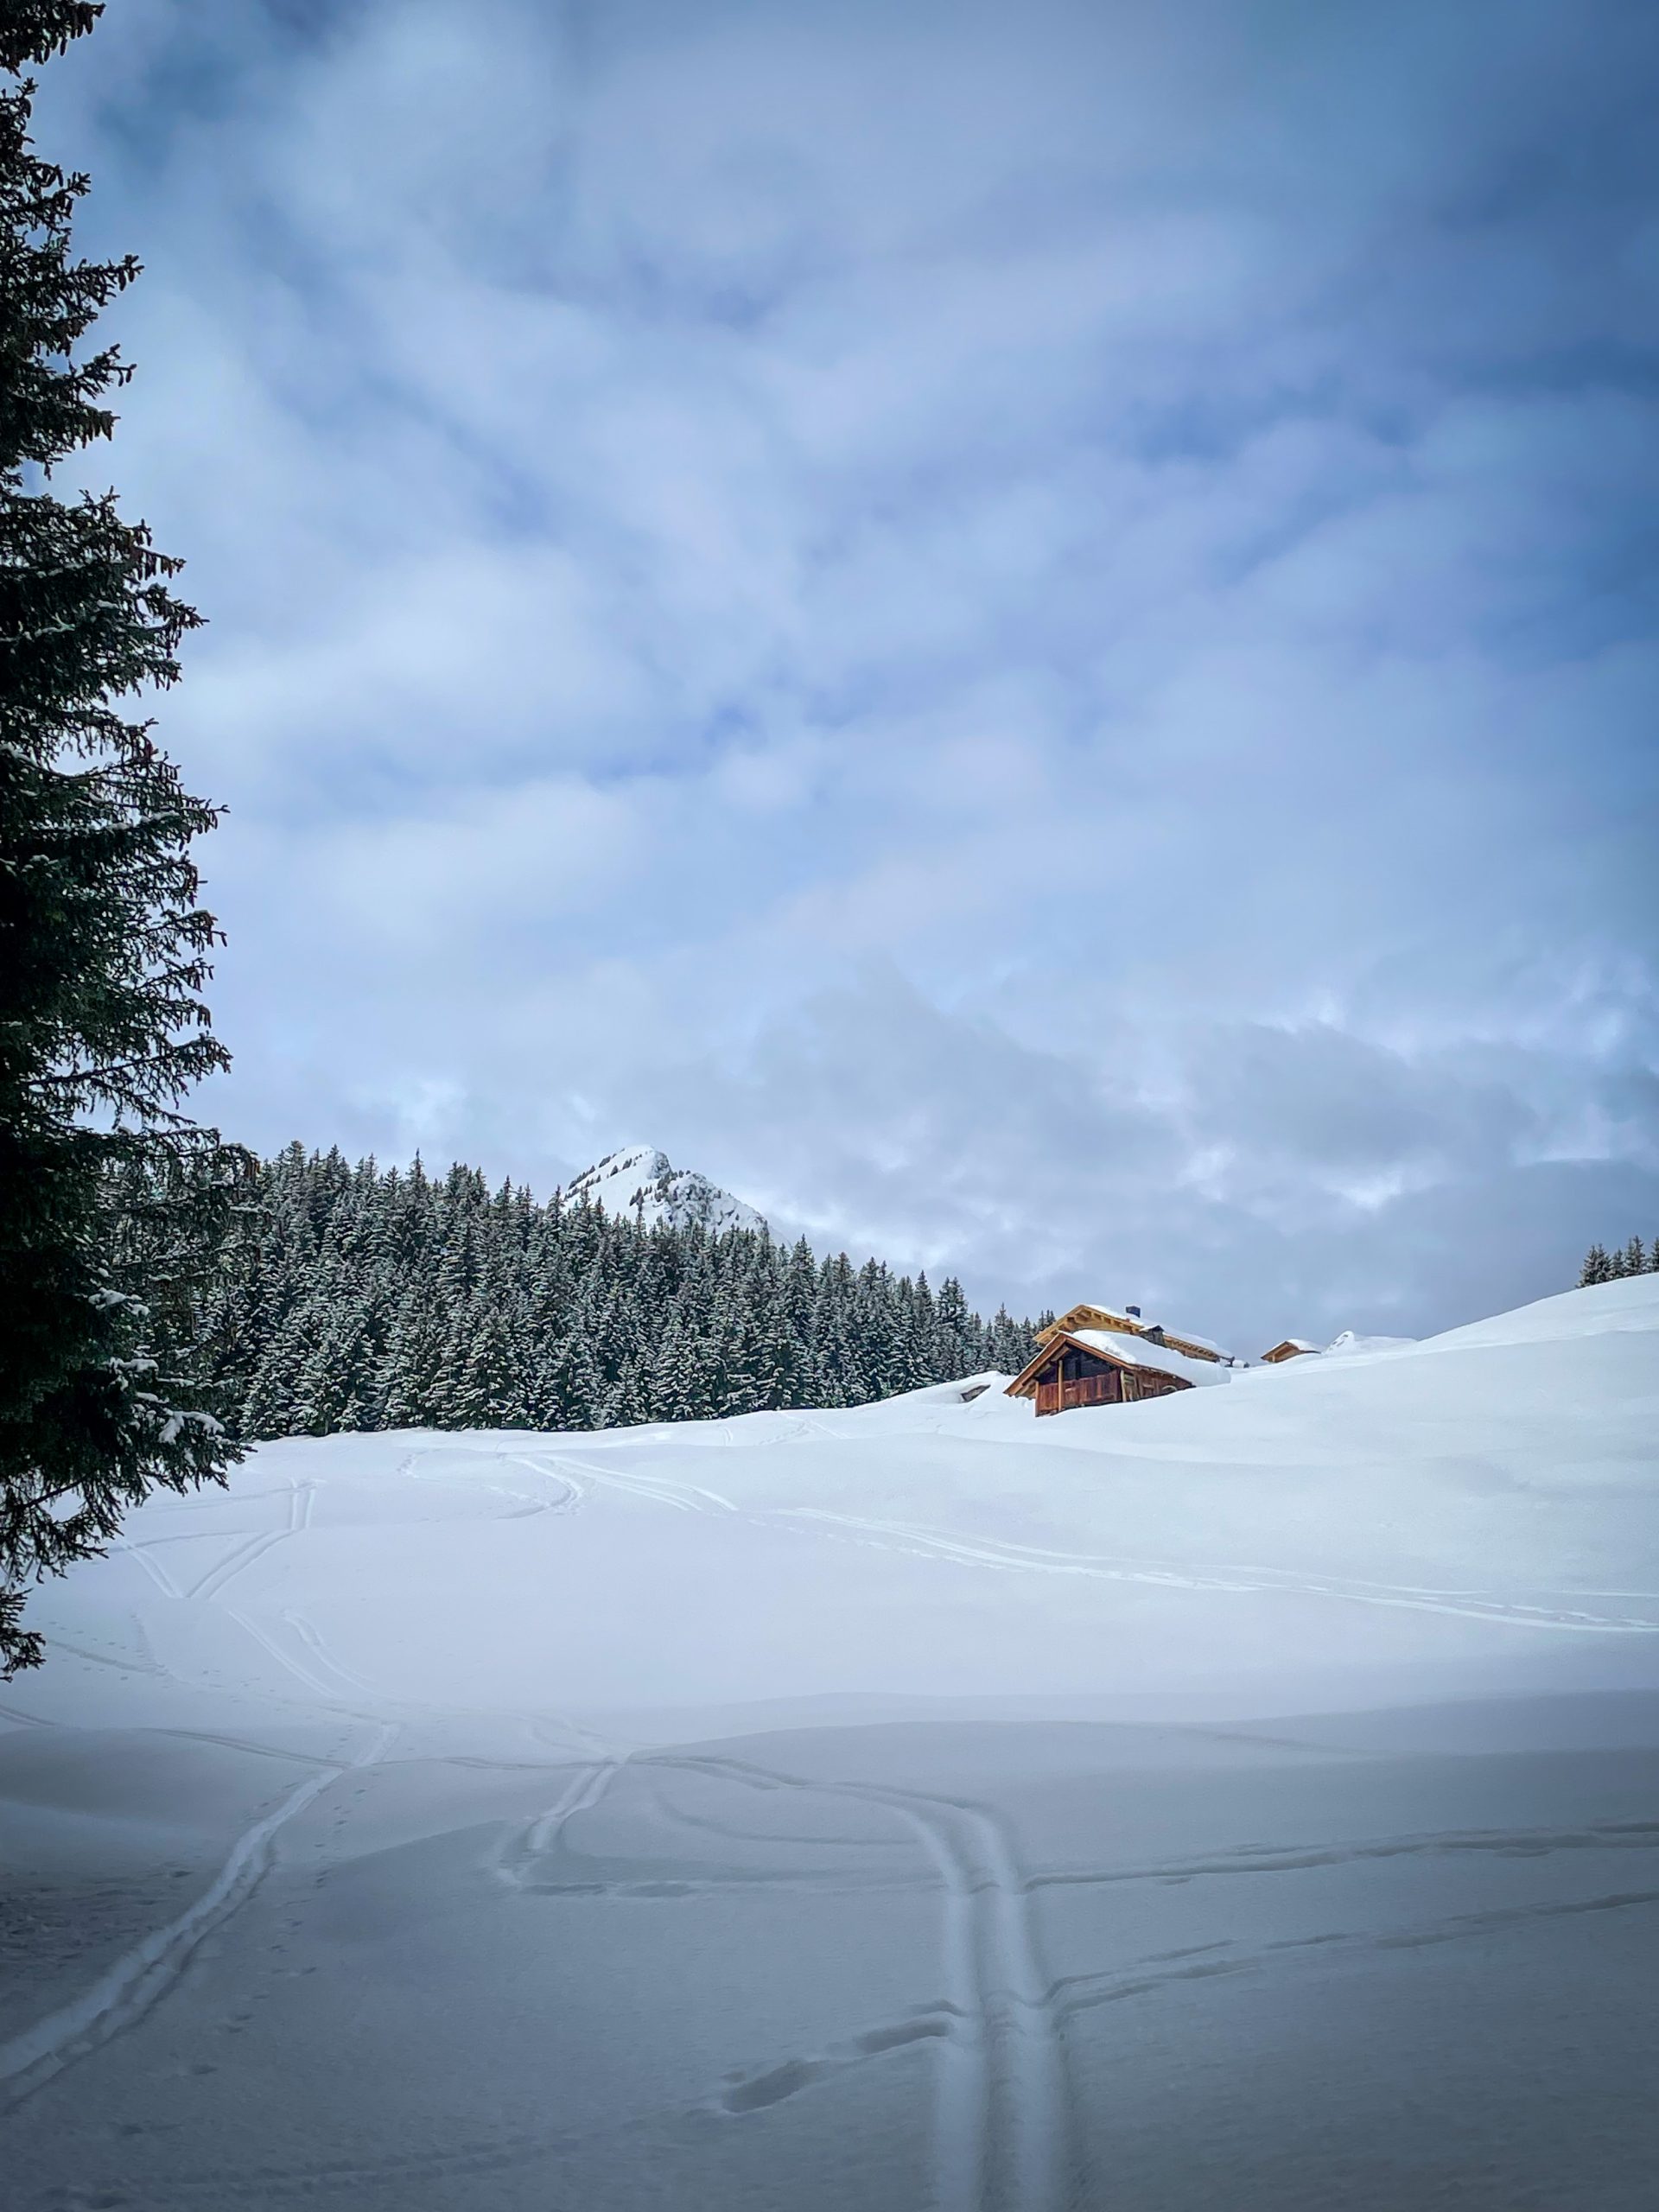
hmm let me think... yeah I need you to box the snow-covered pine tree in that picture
[1580,1244,1613,1286]
[382,1271,446,1428]
[647,1310,695,1424]
[988,1303,1035,1377]
[933,1275,974,1378]
[606,1355,650,1430]
[451,1297,528,1429]
[750,1287,803,1411]
[0,5,241,1673]
[547,1330,606,1432]
[810,1251,862,1408]
[293,1294,379,1437]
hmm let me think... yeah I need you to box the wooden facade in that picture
[1010,1333,1194,1417]
[1260,1338,1319,1364]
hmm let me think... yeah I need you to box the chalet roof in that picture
[1039,1301,1237,1365]
[1065,1329,1234,1389]
[1159,1328,1235,1360]
[1009,1327,1234,1397]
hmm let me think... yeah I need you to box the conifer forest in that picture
[180,1146,1045,1442]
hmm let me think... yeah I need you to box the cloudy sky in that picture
[40,0,1659,1348]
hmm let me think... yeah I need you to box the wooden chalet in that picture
[1006,1302,1236,1417]
[1260,1338,1320,1364]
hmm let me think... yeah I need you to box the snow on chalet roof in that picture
[1157,1327,1236,1361]
[1049,1304,1238,1363]
[1065,1329,1235,1389]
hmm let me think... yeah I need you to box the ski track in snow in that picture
[494,1757,623,1891]
[643,1750,1075,2212]
[527,1449,737,1518]
[1028,1817,1659,1894]
[226,1602,389,1722]
[778,1507,1659,1634]
[442,1438,1656,1636]
[565,1762,1659,2212]
[188,1479,315,1604]
[289,1434,1658,1636]
[114,1529,184,1601]
[0,1718,398,2111]
[1035,1874,1659,2021]
[493,1740,1070,2208]
[651,1777,1659,2212]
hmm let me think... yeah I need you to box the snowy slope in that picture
[4,1275,1657,2210]
[563,1142,767,1234]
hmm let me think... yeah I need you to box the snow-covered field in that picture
[4,1277,1658,2209]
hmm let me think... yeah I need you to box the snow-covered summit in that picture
[563,1144,767,1236]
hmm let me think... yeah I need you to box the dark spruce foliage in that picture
[1578,1236,1657,1287]
[1,4,241,1674]
[197,1146,1043,1440]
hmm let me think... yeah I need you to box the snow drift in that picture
[3,1276,1656,2210]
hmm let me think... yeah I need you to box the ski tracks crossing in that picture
[645,1750,1077,2212]
[514,1449,737,1520]
[188,1479,315,1605]
[0,1716,398,2111]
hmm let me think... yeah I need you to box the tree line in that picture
[1578,1236,1659,1286]
[173,1144,1044,1440]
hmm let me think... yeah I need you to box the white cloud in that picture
[35,0,1658,1341]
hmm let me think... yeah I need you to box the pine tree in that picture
[750,1290,802,1411]
[0,6,241,1673]
[988,1303,1035,1377]
[1580,1244,1613,1287]
[382,1271,446,1428]
[451,1299,526,1429]
[647,1312,696,1424]
[546,1330,605,1432]
[606,1355,651,1430]
[934,1275,974,1378]
[240,1300,312,1441]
